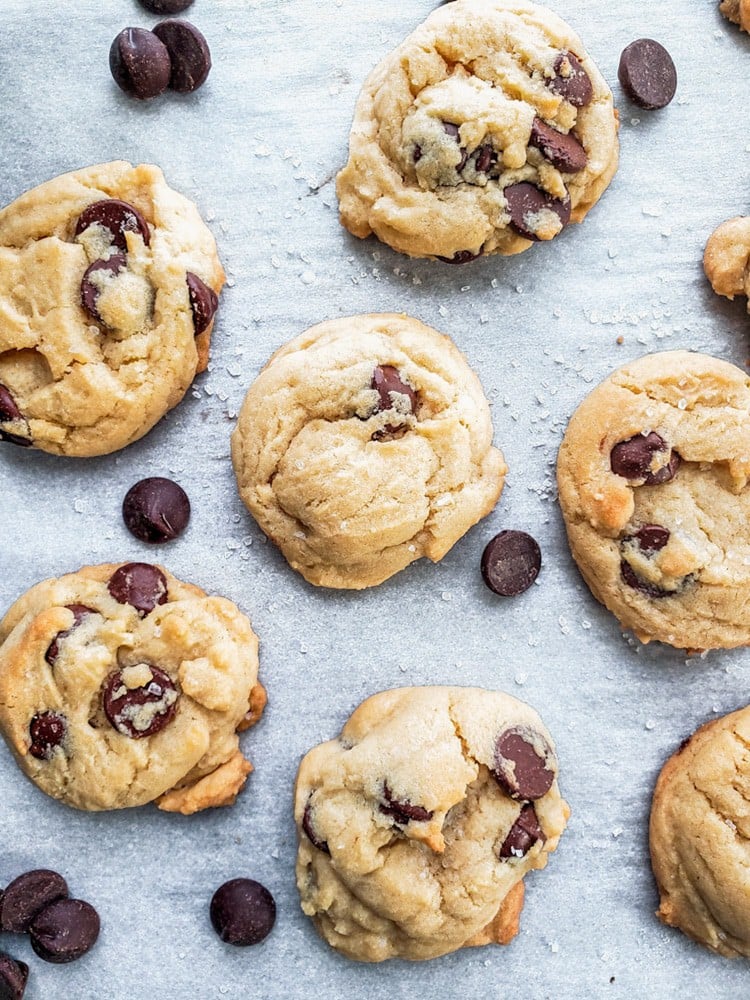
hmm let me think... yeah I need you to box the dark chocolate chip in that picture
[302,802,330,854]
[442,121,468,171]
[75,200,151,252]
[492,727,555,801]
[209,879,276,946]
[620,560,675,599]
[413,144,423,163]
[153,20,212,93]
[107,563,168,616]
[0,385,30,447]
[379,783,433,825]
[109,27,171,101]
[474,143,497,174]
[29,899,100,964]
[102,665,178,738]
[0,870,69,934]
[186,272,218,336]
[45,605,95,667]
[436,249,482,264]
[632,524,670,553]
[504,182,571,241]
[80,254,126,324]
[548,51,593,108]
[481,530,541,597]
[28,713,67,761]
[499,804,545,859]
[139,0,194,11]
[371,365,417,417]
[0,953,28,1000]
[610,432,680,485]
[122,477,191,544]
[618,39,677,111]
[529,118,588,173]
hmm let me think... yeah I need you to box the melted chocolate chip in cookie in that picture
[379,783,434,825]
[102,665,179,738]
[492,727,555,801]
[0,870,69,934]
[28,713,67,761]
[499,803,545,859]
[529,118,588,173]
[371,365,418,439]
[186,272,219,335]
[504,183,571,241]
[547,51,593,108]
[0,385,31,447]
[0,953,28,1000]
[80,254,127,324]
[442,121,469,172]
[436,249,483,264]
[620,524,682,599]
[29,899,100,964]
[107,563,168,616]
[474,143,497,175]
[45,605,95,667]
[610,432,680,485]
[302,801,330,854]
[75,199,151,251]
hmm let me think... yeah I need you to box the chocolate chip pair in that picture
[110,19,211,99]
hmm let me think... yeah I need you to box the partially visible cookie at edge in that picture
[0,161,224,456]
[720,0,750,31]
[0,562,265,813]
[336,0,619,262]
[704,215,750,312]
[231,313,507,589]
[650,704,750,957]
[295,686,569,962]
[557,350,750,650]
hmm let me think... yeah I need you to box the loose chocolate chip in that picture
[186,272,218,336]
[28,713,67,761]
[210,879,276,947]
[492,727,555,801]
[548,51,593,108]
[436,249,482,264]
[632,524,670,553]
[153,20,212,93]
[504,182,571,241]
[618,39,677,111]
[107,562,168,616]
[0,871,69,934]
[0,385,30,447]
[610,432,680,485]
[102,665,179,738]
[80,254,126,324]
[529,118,587,173]
[75,199,151,252]
[481,530,541,597]
[620,560,675,599]
[45,605,95,667]
[122,477,191,544]
[139,0,194,11]
[499,804,545,859]
[474,143,496,174]
[29,899,100,964]
[109,27,171,100]
[0,953,28,1000]
[379,783,434,825]
[302,802,330,854]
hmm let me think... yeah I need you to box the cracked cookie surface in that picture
[0,161,224,456]
[294,686,568,962]
[650,705,750,957]
[0,563,265,813]
[336,0,618,262]
[557,351,750,650]
[231,313,506,589]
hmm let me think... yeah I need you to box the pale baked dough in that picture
[705,215,750,309]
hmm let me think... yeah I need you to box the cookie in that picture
[557,350,750,650]
[0,161,224,456]
[704,215,750,313]
[336,0,618,263]
[294,686,568,962]
[231,313,506,589]
[650,705,750,957]
[0,563,265,813]
[720,0,750,31]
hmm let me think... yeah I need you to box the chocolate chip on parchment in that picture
[618,39,677,110]
[153,19,212,93]
[186,272,218,335]
[547,51,593,108]
[0,870,69,934]
[504,182,571,241]
[28,713,67,761]
[102,665,178,738]
[379,783,434,825]
[481,531,541,597]
[302,802,330,854]
[45,605,95,667]
[107,563,168,616]
[610,432,680,485]
[529,118,588,173]
[80,254,126,324]
[0,953,28,1000]
[29,899,100,964]
[109,27,171,100]
[499,803,545,859]
[492,727,555,801]
[210,879,276,947]
[139,0,194,11]
[123,477,191,544]
[75,199,151,252]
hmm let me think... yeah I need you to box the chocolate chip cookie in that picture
[295,686,568,962]
[0,563,265,813]
[650,705,750,957]
[0,162,223,455]
[704,215,750,315]
[336,0,619,263]
[720,0,750,31]
[231,313,506,589]
[557,350,750,650]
